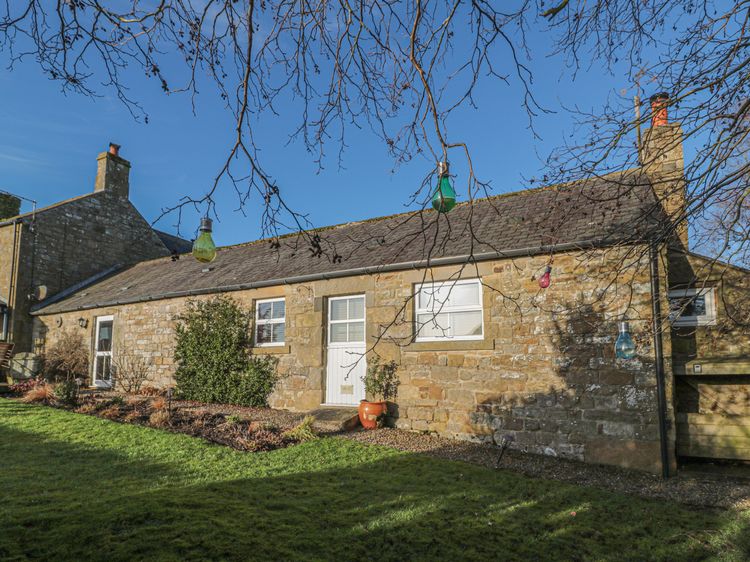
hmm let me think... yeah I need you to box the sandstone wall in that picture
[34,246,675,472]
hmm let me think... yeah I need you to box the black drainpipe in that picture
[649,241,671,478]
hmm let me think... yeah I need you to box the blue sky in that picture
[0,21,643,247]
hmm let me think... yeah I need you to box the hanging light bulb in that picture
[192,217,217,263]
[538,265,552,289]
[615,321,637,359]
[431,161,456,213]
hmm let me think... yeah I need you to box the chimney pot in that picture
[650,92,670,127]
[108,143,121,156]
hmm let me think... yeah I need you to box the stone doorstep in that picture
[307,406,361,432]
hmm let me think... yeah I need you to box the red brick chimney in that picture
[95,142,130,199]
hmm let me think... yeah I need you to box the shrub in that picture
[108,395,125,407]
[282,416,319,442]
[113,353,152,394]
[174,296,280,407]
[226,414,243,425]
[9,377,43,395]
[41,331,89,383]
[149,409,170,427]
[54,380,79,407]
[139,385,163,397]
[20,384,55,404]
[151,396,167,411]
[362,357,400,401]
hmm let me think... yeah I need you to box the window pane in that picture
[348,297,365,320]
[348,321,365,342]
[271,300,285,319]
[417,313,451,339]
[449,283,480,307]
[330,323,348,343]
[451,310,483,337]
[96,356,111,381]
[97,321,113,352]
[331,300,347,321]
[272,323,285,343]
[688,295,706,317]
[257,302,273,320]
[256,324,272,344]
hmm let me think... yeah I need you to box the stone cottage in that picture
[0,144,190,364]
[29,100,750,474]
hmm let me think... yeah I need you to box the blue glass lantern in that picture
[615,321,636,359]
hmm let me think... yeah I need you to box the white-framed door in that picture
[324,295,366,406]
[93,315,114,388]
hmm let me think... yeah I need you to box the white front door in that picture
[93,315,114,388]
[325,295,366,406]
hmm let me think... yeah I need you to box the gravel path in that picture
[341,428,750,510]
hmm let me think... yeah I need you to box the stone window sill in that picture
[406,339,495,352]
[251,345,291,355]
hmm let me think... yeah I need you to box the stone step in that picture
[307,407,360,433]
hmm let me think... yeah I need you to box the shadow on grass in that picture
[1,404,748,561]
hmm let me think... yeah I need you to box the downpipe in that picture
[649,241,671,478]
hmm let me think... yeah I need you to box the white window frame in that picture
[254,297,286,347]
[415,278,484,342]
[668,287,717,327]
[327,295,366,348]
[93,315,114,388]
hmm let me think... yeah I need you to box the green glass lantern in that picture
[431,161,456,213]
[192,217,217,263]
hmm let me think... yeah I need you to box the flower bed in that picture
[16,388,316,452]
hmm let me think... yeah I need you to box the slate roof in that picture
[33,170,663,315]
[154,230,193,254]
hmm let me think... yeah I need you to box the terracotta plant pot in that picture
[358,400,386,430]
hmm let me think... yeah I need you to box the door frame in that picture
[323,294,366,406]
[92,315,114,388]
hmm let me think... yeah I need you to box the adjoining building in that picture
[0,144,189,370]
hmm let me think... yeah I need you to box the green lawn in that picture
[0,401,748,561]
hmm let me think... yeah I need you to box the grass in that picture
[0,401,748,561]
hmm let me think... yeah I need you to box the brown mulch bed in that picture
[73,391,310,452]
[342,427,750,510]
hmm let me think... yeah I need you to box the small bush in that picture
[99,405,122,419]
[226,414,243,425]
[113,353,152,394]
[139,386,163,397]
[174,297,280,407]
[20,384,55,404]
[282,416,319,442]
[362,357,400,401]
[54,380,79,407]
[151,396,167,411]
[9,377,43,395]
[149,409,170,427]
[108,395,126,407]
[75,402,98,415]
[41,331,89,383]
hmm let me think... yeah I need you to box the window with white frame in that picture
[668,288,717,326]
[415,279,484,341]
[255,298,286,346]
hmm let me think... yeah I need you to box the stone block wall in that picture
[33,245,675,473]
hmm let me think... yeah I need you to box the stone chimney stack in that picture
[639,93,688,248]
[94,142,130,199]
